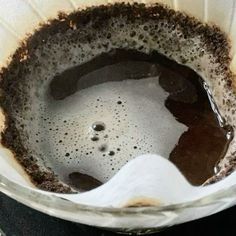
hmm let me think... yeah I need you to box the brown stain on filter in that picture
[122,197,161,208]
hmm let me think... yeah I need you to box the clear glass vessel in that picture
[0,0,236,234]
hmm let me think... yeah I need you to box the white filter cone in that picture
[53,154,236,207]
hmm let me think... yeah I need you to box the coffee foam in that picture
[26,71,188,182]
[2,4,236,189]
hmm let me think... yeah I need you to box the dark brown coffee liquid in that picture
[50,49,232,188]
[68,172,102,192]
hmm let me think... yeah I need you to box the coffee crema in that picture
[0,3,235,193]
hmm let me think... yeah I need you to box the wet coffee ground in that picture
[0,3,233,192]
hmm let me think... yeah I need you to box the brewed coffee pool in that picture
[0,3,234,192]
[50,48,231,189]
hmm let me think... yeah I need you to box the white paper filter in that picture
[0,0,236,230]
